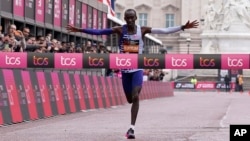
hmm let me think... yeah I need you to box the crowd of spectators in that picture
[0,24,111,54]
[143,69,166,81]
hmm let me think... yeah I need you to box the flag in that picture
[98,0,115,17]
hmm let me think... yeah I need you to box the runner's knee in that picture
[126,94,133,104]
[132,94,139,102]
[127,99,133,104]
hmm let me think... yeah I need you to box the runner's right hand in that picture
[66,25,79,32]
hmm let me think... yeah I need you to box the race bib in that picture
[123,40,139,53]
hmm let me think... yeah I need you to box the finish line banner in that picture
[0,53,249,69]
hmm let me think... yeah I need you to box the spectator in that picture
[45,33,52,42]
[224,74,231,92]
[235,74,240,92]
[75,45,83,53]
[162,72,170,82]
[150,69,160,81]
[190,75,197,88]
[238,74,244,92]
[34,36,47,53]
[6,24,16,36]
[22,27,30,40]
[106,69,114,77]
[159,70,165,81]
[84,40,92,53]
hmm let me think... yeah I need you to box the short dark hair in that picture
[125,9,137,15]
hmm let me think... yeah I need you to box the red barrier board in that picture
[83,75,95,109]
[100,76,110,108]
[107,77,116,106]
[36,72,52,117]
[2,69,23,123]
[74,74,86,110]
[51,72,66,115]
[92,76,104,108]
[79,74,90,110]
[113,77,122,105]
[96,76,107,108]
[153,81,158,98]
[117,78,126,104]
[141,82,146,99]
[69,74,81,112]
[62,73,76,113]
[21,71,38,120]
[44,72,58,116]
[104,77,114,106]
[111,78,120,106]
[0,69,12,124]
[146,82,151,99]
[57,73,71,114]
[13,70,30,121]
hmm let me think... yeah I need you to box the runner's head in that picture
[124,9,137,27]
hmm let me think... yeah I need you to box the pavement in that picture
[1,91,250,141]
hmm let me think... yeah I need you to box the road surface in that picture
[1,91,250,141]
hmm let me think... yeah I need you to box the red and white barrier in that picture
[0,69,173,125]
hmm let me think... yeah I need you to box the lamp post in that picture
[186,38,191,54]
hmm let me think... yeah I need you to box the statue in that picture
[221,0,250,31]
[201,39,219,53]
[201,0,250,54]
[204,0,219,30]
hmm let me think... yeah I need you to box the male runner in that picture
[67,9,199,139]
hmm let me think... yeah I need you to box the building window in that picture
[167,46,173,51]
[116,12,121,19]
[139,13,147,26]
[166,14,175,27]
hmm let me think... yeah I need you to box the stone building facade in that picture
[114,0,210,54]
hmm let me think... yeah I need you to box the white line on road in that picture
[220,104,231,128]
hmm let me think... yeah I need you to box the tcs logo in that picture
[199,57,215,67]
[171,57,187,67]
[227,57,243,67]
[33,56,49,65]
[60,56,76,66]
[115,57,131,66]
[5,55,21,65]
[143,57,159,67]
[88,56,104,66]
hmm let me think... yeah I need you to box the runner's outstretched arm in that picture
[66,25,121,35]
[142,20,199,34]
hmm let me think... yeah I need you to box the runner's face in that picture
[124,11,137,27]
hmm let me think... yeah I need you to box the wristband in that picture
[181,25,185,31]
